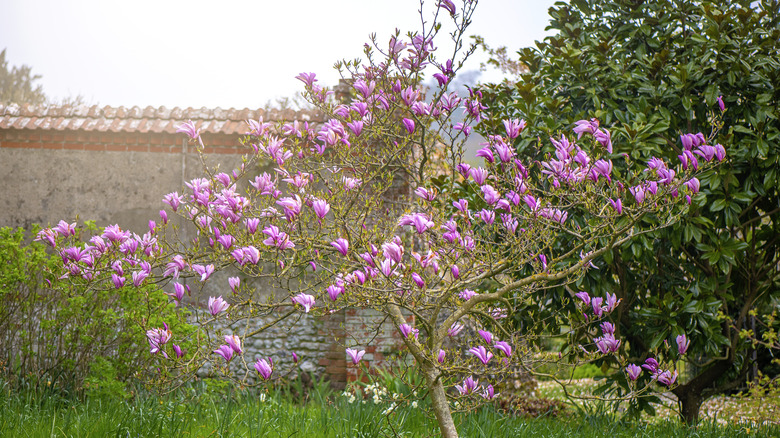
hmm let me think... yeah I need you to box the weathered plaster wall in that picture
[0,129,245,232]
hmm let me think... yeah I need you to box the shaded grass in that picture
[0,383,777,437]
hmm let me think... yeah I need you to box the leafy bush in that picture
[0,225,194,398]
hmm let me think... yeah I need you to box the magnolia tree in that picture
[41,1,724,436]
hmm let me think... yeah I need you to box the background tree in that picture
[478,0,780,423]
[0,48,47,105]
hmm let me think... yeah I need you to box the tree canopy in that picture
[478,0,780,423]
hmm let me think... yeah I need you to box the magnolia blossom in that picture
[455,376,477,395]
[437,349,446,363]
[478,330,494,345]
[192,264,215,282]
[208,296,229,316]
[225,334,242,354]
[469,345,493,365]
[254,358,273,380]
[411,272,425,288]
[626,364,642,381]
[346,348,365,364]
[656,370,678,386]
[481,385,497,400]
[494,341,512,357]
[595,334,621,354]
[399,323,418,339]
[147,326,171,354]
[448,323,464,337]
[213,345,234,362]
[676,334,690,355]
[460,289,477,300]
[331,238,349,256]
[291,293,315,313]
[228,277,240,294]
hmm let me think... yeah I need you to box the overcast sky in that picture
[1,0,559,109]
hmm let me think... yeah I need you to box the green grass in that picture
[0,383,777,437]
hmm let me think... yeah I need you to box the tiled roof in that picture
[0,103,322,135]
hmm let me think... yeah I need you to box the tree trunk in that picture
[424,366,459,438]
[675,388,703,424]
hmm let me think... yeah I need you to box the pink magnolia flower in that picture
[642,358,660,373]
[276,195,302,221]
[342,176,362,190]
[208,296,229,316]
[684,177,700,194]
[291,293,315,313]
[228,277,240,294]
[626,364,642,381]
[717,95,725,112]
[595,334,621,354]
[53,220,77,236]
[414,186,437,201]
[213,345,234,362]
[481,384,497,400]
[176,120,201,141]
[478,330,494,345]
[254,358,273,380]
[411,272,425,288]
[192,264,215,282]
[676,334,690,355]
[346,348,365,364]
[438,0,456,15]
[470,167,489,185]
[402,118,415,134]
[629,185,646,204]
[331,238,349,256]
[594,128,613,153]
[262,226,295,250]
[132,270,148,287]
[166,282,185,302]
[656,370,678,386]
[573,118,599,138]
[448,323,464,337]
[111,273,126,289]
[327,284,343,301]
[609,198,623,214]
[455,376,478,395]
[437,349,446,363]
[147,326,171,355]
[398,213,434,234]
[494,341,512,357]
[382,240,404,263]
[311,198,330,220]
[399,323,418,339]
[295,72,317,88]
[225,334,243,354]
[460,289,477,300]
[503,118,526,139]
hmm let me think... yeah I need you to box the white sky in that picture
[0,0,559,109]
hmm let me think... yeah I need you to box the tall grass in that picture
[0,380,776,437]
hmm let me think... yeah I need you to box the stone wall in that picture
[0,110,407,387]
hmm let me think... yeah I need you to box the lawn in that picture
[1,379,778,438]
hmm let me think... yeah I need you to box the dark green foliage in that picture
[478,0,780,423]
[0,226,194,399]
